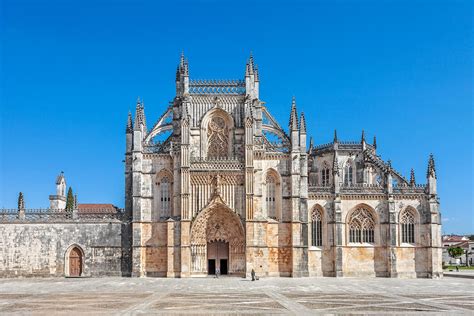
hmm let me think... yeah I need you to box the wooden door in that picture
[69,247,82,277]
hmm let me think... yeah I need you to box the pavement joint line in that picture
[117,291,168,315]
[264,290,312,315]
[371,285,473,313]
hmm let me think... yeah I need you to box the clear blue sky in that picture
[1,0,472,234]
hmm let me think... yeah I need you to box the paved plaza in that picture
[0,276,473,315]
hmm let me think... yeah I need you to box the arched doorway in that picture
[69,247,83,277]
[190,198,245,276]
[207,240,229,275]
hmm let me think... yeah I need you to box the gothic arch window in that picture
[160,177,171,217]
[155,170,173,219]
[207,116,229,159]
[321,167,330,186]
[311,206,323,247]
[264,170,281,220]
[344,159,354,186]
[400,208,416,244]
[348,206,376,243]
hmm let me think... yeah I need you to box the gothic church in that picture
[0,54,442,278]
[124,54,442,278]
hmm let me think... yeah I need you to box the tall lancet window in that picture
[207,116,229,159]
[321,168,330,186]
[311,207,323,247]
[400,208,415,244]
[266,175,277,219]
[344,160,354,186]
[348,206,375,243]
[160,177,171,218]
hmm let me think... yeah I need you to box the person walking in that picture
[251,269,256,281]
[215,267,220,278]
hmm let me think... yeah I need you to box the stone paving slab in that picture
[0,277,472,315]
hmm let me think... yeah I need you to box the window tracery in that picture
[311,207,323,246]
[207,116,229,158]
[344,160,354,186]
[348,207,375,243]
[266,175,277,219]
[400,208,415,244]
[160,177,171,218]
[321,168,330,186]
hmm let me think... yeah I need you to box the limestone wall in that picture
[0,222,123,277]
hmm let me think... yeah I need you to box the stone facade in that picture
[125,54,443,278]
[0,54,442,278]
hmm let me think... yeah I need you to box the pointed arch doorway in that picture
[190,198,245,276]
[207,240,229,275]
[68,246,83,277]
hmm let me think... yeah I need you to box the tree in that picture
[65,187,74,212]
[448,247,464,260]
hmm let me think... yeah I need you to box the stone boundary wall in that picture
[0,222,123,277]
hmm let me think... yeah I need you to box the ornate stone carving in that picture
[207,116,229,158]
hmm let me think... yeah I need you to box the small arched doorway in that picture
[207,240,229,275]
[69,247,83,277]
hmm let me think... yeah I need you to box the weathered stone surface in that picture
[0,223,122,277]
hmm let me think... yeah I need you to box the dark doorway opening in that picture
[220,259,228,275]
[208,259,216,275]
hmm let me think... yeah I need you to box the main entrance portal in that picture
[207,241,229,275]
[190,199,245,276]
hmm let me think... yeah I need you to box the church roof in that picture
[77,204,118,214]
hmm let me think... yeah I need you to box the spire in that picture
[289,96,298,130]
[410,168,416,186]
[249,51,255,72]
[332,153,339,175]
[175,66,180,81]
[254,65,259,81]
[180,51,185,69]
[427,153,436,178]
[141,101,147,131]
[373,135,377,149]
[361,130,365,143]
[126,111,133,133]
[134,97,142,130]
[299,112,306,134]
[333,129,338,143]
[17,192,24,211]
[245,52,255,76]
[183,58,189,76]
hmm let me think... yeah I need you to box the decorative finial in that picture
[299,112,306,134]
[361,130,365,143]
[309,136,314,153]
[333,129,338,143]
[373,135,377,149]
[180,51,185,68]
[427,153,436,178]
[134,98,143,130]
[17,192,24,211]
[387,159,392,170]
[289,96,298,130]
[332,154,339,175]
[410,168,416,186]
[126,111,133,133]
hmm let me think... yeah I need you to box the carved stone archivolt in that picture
[190,196,245,274]
[190,197,244,246]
